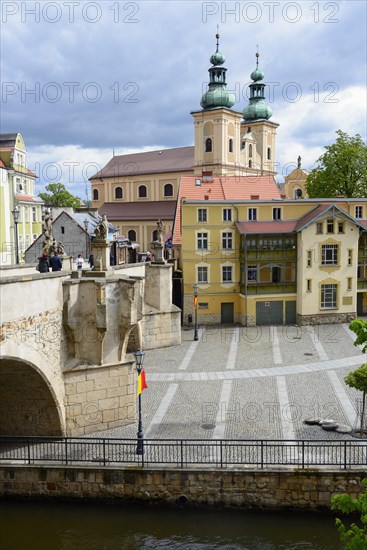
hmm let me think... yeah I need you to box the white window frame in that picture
[355,206,363,219]
[321,284,337,309]
[247,265,257,282]
[222,232,233,250]
[222,265,233,283]
[321,244,338,265]
[198,208,207,222]
[197,266,208,283]
[197,232,208,250]
[248,208,257,221]
[223,208,232,222]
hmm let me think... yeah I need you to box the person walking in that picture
[76,254,84,270]
[49,253,62,272]
[37,253,50,273]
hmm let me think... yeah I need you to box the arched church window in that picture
[164,183,173,197]
[115,187,123,199]
[228,139,233,153]
[138,185,147,198]
[128,229,136,241]
[249,144,253,158]
[93,189,99,200]
[267,147,271,160]
[205,138,212,153]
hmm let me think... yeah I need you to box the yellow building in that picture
[181,198,367,326]
[0,133,43,264]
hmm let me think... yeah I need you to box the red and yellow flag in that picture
[137,370,148,396]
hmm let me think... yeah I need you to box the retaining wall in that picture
[0,465,365,510]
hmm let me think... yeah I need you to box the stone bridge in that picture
[0,262,181,437]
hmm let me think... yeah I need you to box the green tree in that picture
[39,183,81,208]
[331,478,367,549]
[306,130,367,198]
[347,319,367,435]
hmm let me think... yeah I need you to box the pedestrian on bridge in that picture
[50,253,62,272]
[37,253,50,273]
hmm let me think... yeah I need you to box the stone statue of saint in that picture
[157,219,164,244]
[43,208,53,240]
[95,213,109,240]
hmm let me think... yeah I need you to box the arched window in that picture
[128,229,136,241]
[249,144,253,158]
[205,138,212,152]
[228,139,233,153]
[164,183,173,197]
[249,160,252,168]
[93,188,99,200]
[115,186,123,199]
[138,185,147,198]
[267,147,271,160]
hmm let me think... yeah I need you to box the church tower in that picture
[241,52,279,176]
[192,33,244,177]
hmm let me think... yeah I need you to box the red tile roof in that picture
[91,147,194,179]
[236,221,297,234]
[100,201,176,221]
[173,175,281,244]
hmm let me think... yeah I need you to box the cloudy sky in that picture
[1,0,366,200]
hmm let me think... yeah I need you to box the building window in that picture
[248,208,257,221]
[247,265,257,282]
[347,278,352,291]
[348,249,353,265]
[32,234,37,241]
[115,187,123,199]
[222,265,233,282]
[321,244,338,265]
[321,284,337,309]
[32,207,36,222]
[338,222,344,233]
[228,139,233,153]
[197,266,208,283]
[198,302,209,309]
[205,138,212,152]
[316,222,323,234]
[93,189,99,200]
[241,141,245,150]
[355,206,363,219]
[138,185,147,198]
[197,232,208,250]
[198,208,207,222]
[249,144,253,158]
[61,226,65,234]
[273,207,281,221]
[16,178,22,192]
[307,250,312,267]
[267,147,271,160]
[307,279,312,292]
[249,160,252,168]
[223,208,232,222]
[25,207,29,222]
[128,229,136,241]
[222,232,233,250]
[164,183,173,197]
[327,219,334,233]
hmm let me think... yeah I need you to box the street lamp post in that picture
[133,349,145,455]
[193,283,199,341]
[12,207,20,264]
[83,218,89,259]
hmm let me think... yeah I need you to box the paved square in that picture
[94,323,365,441]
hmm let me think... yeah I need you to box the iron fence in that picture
[0,436,366,469]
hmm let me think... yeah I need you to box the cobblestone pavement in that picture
[94,323,365,441]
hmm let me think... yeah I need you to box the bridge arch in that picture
[0,357,64,436]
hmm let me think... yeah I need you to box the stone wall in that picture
[142,310,181,349]
[297,312,356,325]
[64,360,136,436]
[0,466,365,511]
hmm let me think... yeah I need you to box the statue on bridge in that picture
[94,213,109,241]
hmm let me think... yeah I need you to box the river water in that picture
[0,500,340,550]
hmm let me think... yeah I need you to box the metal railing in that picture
[0,436,366,469]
